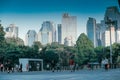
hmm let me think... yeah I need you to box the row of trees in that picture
[0,23,120,68]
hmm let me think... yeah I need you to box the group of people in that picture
[101,58,110,70]
[46,59,79,72]
[46,60,57,72]
[0,62,13,73]
[0,62,23,73]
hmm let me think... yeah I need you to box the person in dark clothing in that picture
[69,59,74,72]
[56,63,61,72]
[51,60,55,72]
[7,62,12,73]
[19,63,22,72]
[0,64,4,72]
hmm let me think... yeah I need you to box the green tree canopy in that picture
[111,43,120,64]
[76,33,96,65]
[94,46,104,63]
[5,37,24,46]
[0,22,6,63]
[0,23,5,42]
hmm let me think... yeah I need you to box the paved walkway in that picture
[0,69,120,80]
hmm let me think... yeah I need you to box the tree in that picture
[32,41,42,49]
[32,41,43,55]
[112,43,120,64]
[76,33,96,65]
[103,43,120,64]
[0,22,5,42]
[0,22,6,63]
[94,46,104,63]
[44,50,59,63]
[5,37,24,46]
[40,49,59,68]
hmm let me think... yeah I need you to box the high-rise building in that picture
[38,21,56,45]
[116,29,120,43]
[5,24,18,38]
[96,20,107,47]
[25,30,37,46]
[96,23,102,46]
[61,13,77,46]
[87,17,97,47]
[104,6,120,43]
[102,27,115,46]
[57,24,62,44]
[104,6,120,29]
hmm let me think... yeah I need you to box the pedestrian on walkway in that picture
[0,63,4,72]
[56,63,61,72]
[7,61,12,73]
[51,60,55,72]
[69,59,74,72]
[19,63,22,72]
[46,63,50,71]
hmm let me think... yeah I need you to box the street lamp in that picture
[105,17,115,67]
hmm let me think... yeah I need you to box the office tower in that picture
[57,24,62,44]
[102,27,115,46]
[51,22,56,42]
[96,20,107,46]
[96,23,102,46]
[116,29,120,43]
[104,6,120,29]
[100,20,106,34]
[25,30,37,46]
[5,24,18,38]
[38,21,56,45]
[104,6,120,42]
[87,17,97,47]
[61,13,77,46]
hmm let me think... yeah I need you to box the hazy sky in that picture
[0,0,119,41]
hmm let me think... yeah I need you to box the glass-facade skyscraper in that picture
[25,30,37,46]
[61,13,77,46]
[87,17,96,47]
[58,24,62,44]
[38,21,56,45]
[102,27,115,46]
[104,6,120,29]
[116,29,120,43]
[104,6,120,43]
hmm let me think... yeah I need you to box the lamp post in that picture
[105,17,115,68]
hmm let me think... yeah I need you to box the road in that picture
[0,69,120,80]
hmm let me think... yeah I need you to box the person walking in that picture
[19,63,22,72]
[69,59,74,72]
[7,61,12,73]
[0,64,4,72]
[51,60,55,72]
[56,63,61,72]
[46,63,50,71]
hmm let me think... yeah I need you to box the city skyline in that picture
[0,0,119,41]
